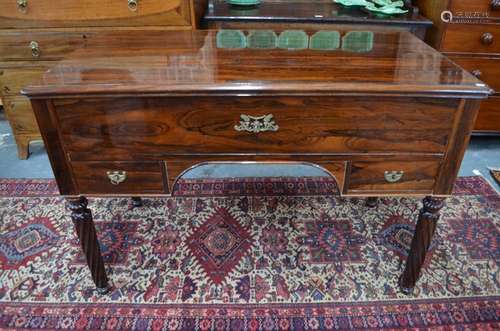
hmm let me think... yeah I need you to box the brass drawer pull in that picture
[128,0,138,11]
[492,0,500,11]
[471,69,482,78]
[234,114,279,133]
[481,32,494,46]
[30,41,40,58]
[106,171,127,185]
[384,171,404,183]
[17,0,27,13]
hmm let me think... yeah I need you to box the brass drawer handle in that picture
[234,114,279,133]
[106,171,127,185]
[471,69,482,78]
[30,41,40,58]
[17,0,27,13]
[384,171,404,183]
[481,32,494,46]
[492,0,500,11]
[128,0,138,11]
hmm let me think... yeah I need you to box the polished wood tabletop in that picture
[23,30,491,98]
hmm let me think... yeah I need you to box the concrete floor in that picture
[0,110,499,192]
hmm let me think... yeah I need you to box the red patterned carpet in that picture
[0,176,499,330]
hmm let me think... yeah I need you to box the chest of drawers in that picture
[417,0,500,133]
[0,0,207,159]
[22,30,491,295]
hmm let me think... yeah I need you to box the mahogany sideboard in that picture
[0,0,207,159]
[23,30,491,295]
[416,0,500,133]
[203,0,432,39]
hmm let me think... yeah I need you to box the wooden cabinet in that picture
[417,0,500,133]
[203,0,432,39]
[0,0,207,159]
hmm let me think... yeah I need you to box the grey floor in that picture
[0,110,499,192]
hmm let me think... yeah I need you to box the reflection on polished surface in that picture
[24,30,490,96]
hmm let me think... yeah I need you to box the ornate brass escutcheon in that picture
[17,0,27,12]
[106,171,127,185]
[30,41,40,58]
[128,0,138,11]
[234,114,279,133]
[384,171,404,183]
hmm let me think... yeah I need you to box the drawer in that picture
[0,0,191,28]
[442,24,500,54]
[53,96,459,161]
[0,31,88,61]
[474,96,500,132]
[0,64,50,96]
[2,96,39,135]
[346,160,441,193]
[449,56,500,91]
[71,162,167,194]
[450,0,500,19]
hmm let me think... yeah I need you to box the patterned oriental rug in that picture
[0,176,499,330]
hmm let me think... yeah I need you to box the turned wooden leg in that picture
[366,197,378,208]
[132,197,143,207]
[399,196,445,295]
[68,196,109,294]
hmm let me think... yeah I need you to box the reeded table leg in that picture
[399,196,445,295]
[132,197,143,208]
[68,196,109,294]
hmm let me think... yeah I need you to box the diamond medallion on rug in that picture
[300,213,365,265]
[0,217,59,270]
[186,207,254,285]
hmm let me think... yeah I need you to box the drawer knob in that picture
[492,0,500,11]
[17,0,27,13]
[384,171,404,183]
[234,114,279,133]
[481,33,494,46]
[30,41,40,58]
[106,171,127,185]
[471,69,482,78]
[128,0,138,11]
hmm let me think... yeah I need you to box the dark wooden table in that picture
[203,0,433,39]
[23,29,491,295]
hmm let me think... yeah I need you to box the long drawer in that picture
[52,96,458,161]
[0,31,88,61]
[449,56,500,92]
[346,160,441,193]
[0,0,192,28]
[442,23,500,54]
[450,0,500,19]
